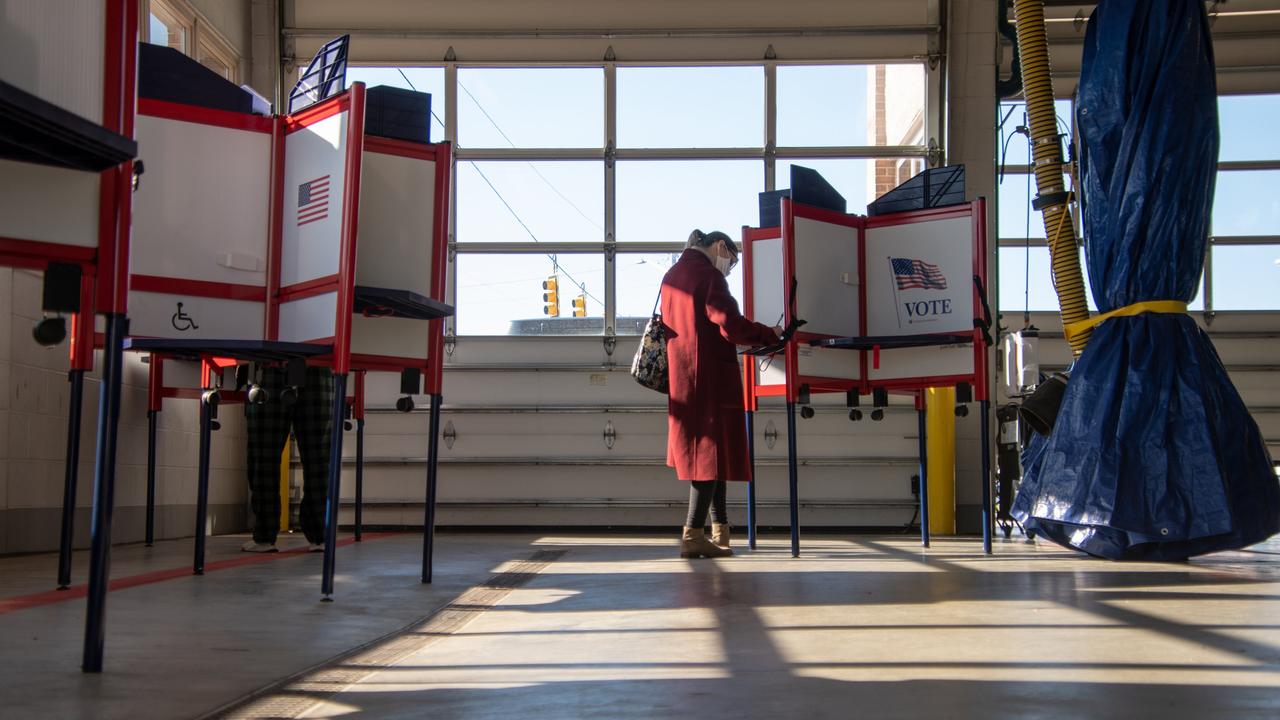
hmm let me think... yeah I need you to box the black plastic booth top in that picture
[353,286,454,320]
[124,338,333,363]
[0,79,137,172]
[810,332,976,350]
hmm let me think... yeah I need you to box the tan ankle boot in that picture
[711,523,732,549]
[681,526,733,558]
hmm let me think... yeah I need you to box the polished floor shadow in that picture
[0,532,1277,719]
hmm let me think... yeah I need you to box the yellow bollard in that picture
[925,387,956,535]
[279,434,291,531]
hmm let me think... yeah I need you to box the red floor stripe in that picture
[0,533,401,616]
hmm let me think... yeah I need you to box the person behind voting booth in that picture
[662,229,780,558]
[241,366,335,553]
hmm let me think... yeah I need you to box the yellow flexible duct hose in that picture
[1012,0,1092,355]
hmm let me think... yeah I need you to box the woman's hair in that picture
[687,229,738,256]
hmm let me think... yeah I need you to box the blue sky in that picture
[344,67,1278,332]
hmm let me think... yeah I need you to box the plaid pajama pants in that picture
[245,366,335,544]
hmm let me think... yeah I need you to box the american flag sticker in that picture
[891,257,948,290]
[297,175,330,227]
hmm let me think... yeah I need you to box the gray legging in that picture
[685,480,728,528]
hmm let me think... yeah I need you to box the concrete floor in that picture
[1,532,1278,719]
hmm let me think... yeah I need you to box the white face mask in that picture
[714,254,732,276]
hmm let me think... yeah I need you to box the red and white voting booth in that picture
[743,198,991,556]
[1,0,139,672]
[122,83,452,602]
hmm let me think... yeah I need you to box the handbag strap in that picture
[652,286,662,316]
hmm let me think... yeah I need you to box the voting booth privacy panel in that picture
[744,199,989,405]
[122,82,453,604]
[742,197,991,558]
[129,84,451,384]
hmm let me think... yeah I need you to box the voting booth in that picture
[1,0,139,672]
[743,196,991,557]
[116,80,452,604]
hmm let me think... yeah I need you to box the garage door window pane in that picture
[778,64,925,147]
[459,68,603,149]
[1218,94,1280,162]
[999,173,1044,239]
[1212,245,1280,310]
[1213,170,1280,236]
[455,253,604,335]
[616,160,762,243]
[618,67,763,148]
[998,100,1072,161]
[456,161,603,243]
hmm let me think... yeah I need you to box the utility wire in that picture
[457,81,603,233]
[395,69,603,308]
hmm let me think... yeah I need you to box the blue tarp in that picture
[1011,0,1280,560]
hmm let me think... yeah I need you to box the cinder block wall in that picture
[0,269,249,556]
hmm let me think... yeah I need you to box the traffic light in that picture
[542,276,560,317]
[571,294,587,317]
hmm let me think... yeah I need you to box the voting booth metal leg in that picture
[321,372,348,600]
[917,408,930,549]
[980,399,993,555]
[82,314,127,673]
[354,417,365,542]
[746,410,757,550]
[786,402,800,558]
[56,370,86,589]
[422,393,443,584]
[193,394,213,575]
[145,410,157,547]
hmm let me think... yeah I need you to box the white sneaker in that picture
[308,543,324,553]
[241,540,278,553]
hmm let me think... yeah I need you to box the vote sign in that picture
[864,215,974,337]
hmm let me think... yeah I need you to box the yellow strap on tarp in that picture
[1062,300,1188,341]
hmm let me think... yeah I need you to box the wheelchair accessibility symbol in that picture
[172,302,199,332]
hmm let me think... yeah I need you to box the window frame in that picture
[141,0,241,84]
[347,59,934,362]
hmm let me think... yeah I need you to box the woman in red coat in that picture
[661,229,779,558]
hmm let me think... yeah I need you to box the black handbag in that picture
[630,290,669,394]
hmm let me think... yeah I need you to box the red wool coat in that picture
[661,249,779,481]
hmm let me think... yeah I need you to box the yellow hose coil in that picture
[1012,0,1093,355]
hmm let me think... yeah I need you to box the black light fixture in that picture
[32,316,67,346]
